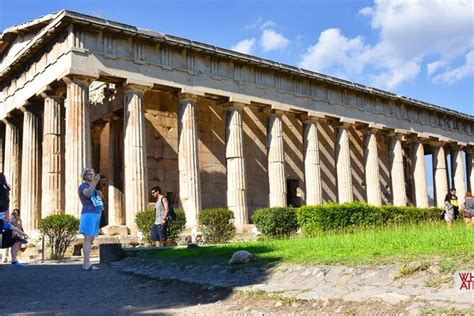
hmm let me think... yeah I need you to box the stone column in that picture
[41,95,64,216]
[20,108,40,231]
[107,119,124,226]
[123,85,148,228]
[466,147,474,194]
[64,77,92,218]
[3,119,21,209]
[364,129,381,205]
[412,140,429,207]
[225,104,248,225]
[178,94,202,227]
[336,123,353,203]
[267,112,286,207]
[451,145,466,205]
[389,135,407,206]
[432,143,449,208]
[303,118,322,205]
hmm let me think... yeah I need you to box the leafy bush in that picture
[297,202,443,236]
[38,214,80,260]
[135,206,186,244]
[198,208,236,244]
[252,207,299,238]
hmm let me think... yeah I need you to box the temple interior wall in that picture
[378,134,391,204]
[282,113,304,207]
[317,120,337,202]
[243,107,269,217]
[144,91,179,204]
[349,128,366,202]
[197,99,227,209]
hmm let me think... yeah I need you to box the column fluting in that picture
[451,145,466,205]
[178,95,202,227]
[390,136,407,206]
[336,124,353,203]
[304,119,322,205]
[64,77,91,217]
[42,96,64,216]
[21,109,40,231]
[267,113,286,207]
[3,120,21,210]
[432,144,449,208]
[364,129,381,205]
[225,105,248,225]
[412,141,429,207]
[123,86,148,228]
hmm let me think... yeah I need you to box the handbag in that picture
[91,190,104,213]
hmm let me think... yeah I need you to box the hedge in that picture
[297,202,443,236]
[198,208,236,243]
[252,207,299,238]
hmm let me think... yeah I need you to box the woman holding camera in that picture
[78,168,103,271]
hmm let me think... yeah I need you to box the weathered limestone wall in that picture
[243,107,268,217]
[145,92,179,203]
[282,114,304,207]
[198,100,227,209]
[318,120,337,202]
[349,128,365,202]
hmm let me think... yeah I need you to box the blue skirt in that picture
[79,212,102,237]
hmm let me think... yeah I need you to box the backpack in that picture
[161,197,176,221]
[167,202,177,221]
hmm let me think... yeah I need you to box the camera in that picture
[96,173,106,179]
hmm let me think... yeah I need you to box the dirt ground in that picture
[2,260,468,315]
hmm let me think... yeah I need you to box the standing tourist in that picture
[444,188,459,221]
[0,209,28,267]
[463,192,474,224]
[78,168,103,270]
[150,186,169,247]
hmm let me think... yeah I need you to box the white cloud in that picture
[260,20,277,30]
[427,61,447,76]
[260,29,290,51]
[298,0,474,90]
[433,50,474,84]
[231,38,256,54]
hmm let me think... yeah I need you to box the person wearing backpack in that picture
[150,186,169,247]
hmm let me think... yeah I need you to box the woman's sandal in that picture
[83,265,100,271]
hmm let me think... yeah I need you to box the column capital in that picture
[37,84,66,100]
[62,75,96,87]
[301,112,325,123]
[224,102,247,110]
[178,93,200,103]
[464,146,474,154]
[123,82,152,94]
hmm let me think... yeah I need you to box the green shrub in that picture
[198,208,236,244]
[297,202,443,236]
[38,214,80,260]
[252,207,299,238]
[135,207,186,244]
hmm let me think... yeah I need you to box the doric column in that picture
[20,108,40,231]
[412,140,429,207]
[267,112,286,207]
[466,147,474,194]
[3,119,21,209]
[303,117,322,205]
[123,85,149,228]
[225,104,248,225]
[432,143,449,208]
[389,135,407,206]
[64,76,92,218]
[451,144,466,205]
[178,94,202,227]
[364,129,381,205]
[336,123,353,203]
[41,95,64,216]
[107,119,124,226]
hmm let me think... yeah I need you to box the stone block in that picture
[102,225,130,237]
[99,243,124,264]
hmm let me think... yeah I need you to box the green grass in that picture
[139,222,474,267]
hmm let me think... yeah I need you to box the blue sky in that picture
[1,0,473,116]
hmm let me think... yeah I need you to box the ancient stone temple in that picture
[1,11,473,233]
